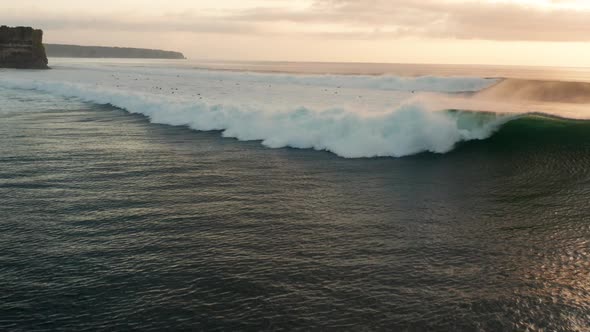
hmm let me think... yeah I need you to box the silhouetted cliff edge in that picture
[0,26,49,69]
[45,44,186,59]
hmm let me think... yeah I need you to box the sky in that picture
[3,0,590,66]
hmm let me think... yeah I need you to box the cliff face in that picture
[0,26,49,69]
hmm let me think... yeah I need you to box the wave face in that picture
[461,114,590,148]
[0,64,588,158]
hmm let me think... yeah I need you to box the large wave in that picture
[2,67,588,158]
[0,78,515,158]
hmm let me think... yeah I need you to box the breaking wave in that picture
[0,78,515,158]
[2,74,588,158]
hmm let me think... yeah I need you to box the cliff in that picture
[45,44,186,59]
[0,26,49,69]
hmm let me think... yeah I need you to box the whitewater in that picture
[2,60,590,158]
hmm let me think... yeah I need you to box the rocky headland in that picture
[45,44,186,59]
[0,26,49,69]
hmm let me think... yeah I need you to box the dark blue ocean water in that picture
[1,88,589,331]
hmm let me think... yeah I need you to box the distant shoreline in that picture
[44,44,185,59]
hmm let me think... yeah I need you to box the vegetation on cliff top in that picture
[45,44,186,59]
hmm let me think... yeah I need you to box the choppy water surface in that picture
[1,79,590,330]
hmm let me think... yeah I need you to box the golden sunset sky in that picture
[3,0,590,66]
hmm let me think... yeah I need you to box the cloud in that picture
[233,0,590,42]
[0,9,261,34]
[2,0,590,42]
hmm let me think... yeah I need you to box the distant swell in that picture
[44,65,498,93]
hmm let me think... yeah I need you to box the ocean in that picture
[0,59,589,331]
